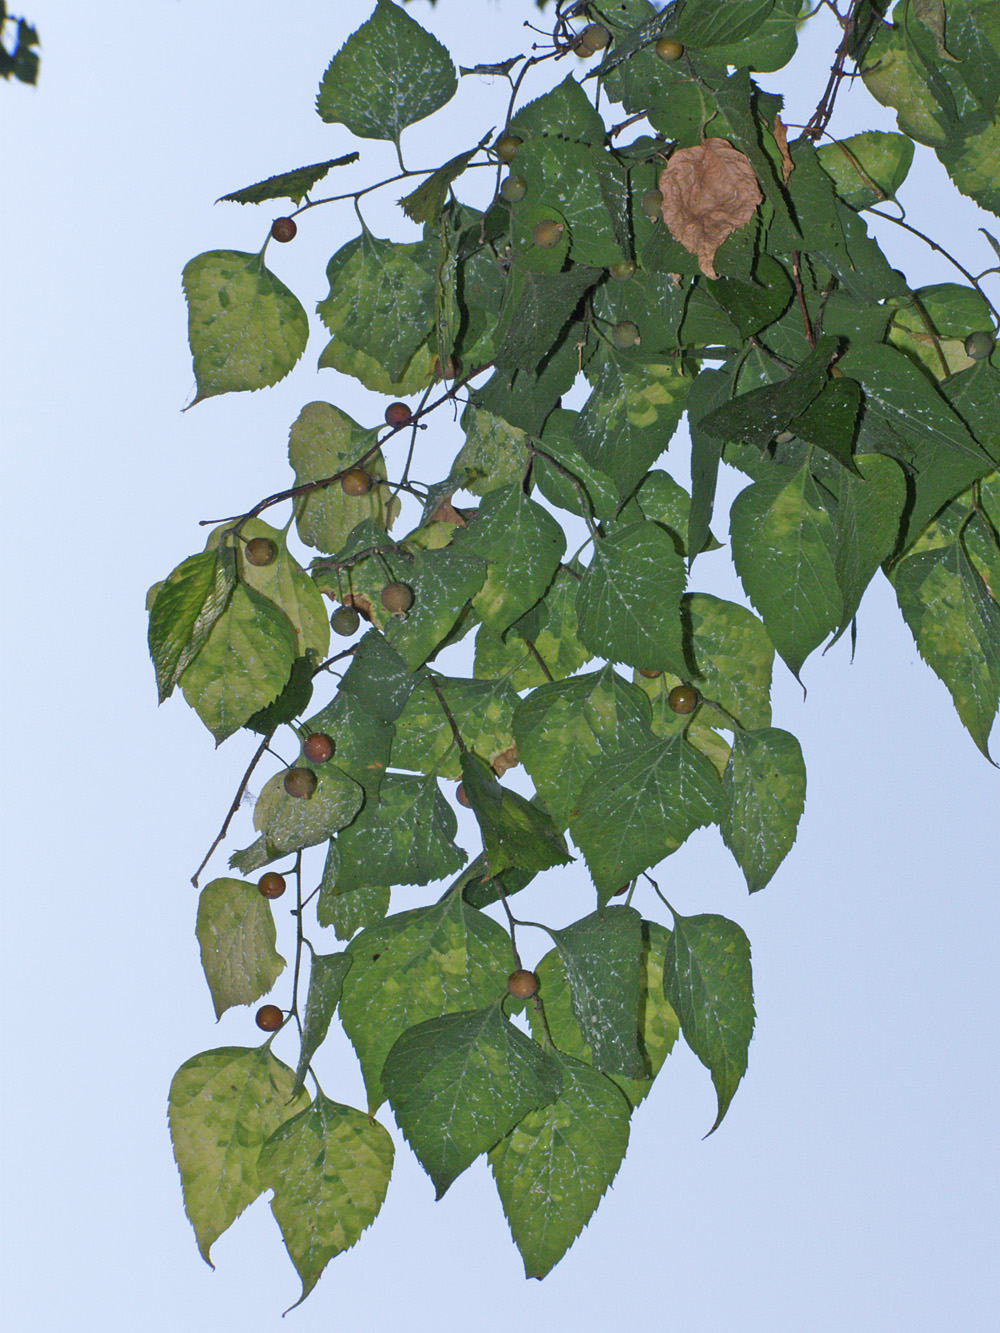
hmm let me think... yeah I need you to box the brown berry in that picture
[256,1004,284,1031]
[533,218,564,248]
[331,604,361,636]
[283,767,318,799]
[303,733,334,764]
[638,668,661,679]
[495,133,523,163]
[258,872,286,899]
[667,684,699,714]
[655,37,684,61]
[384,401,412,427]
[507,969,539,999]
[270,217,297,243]
[381,582,413,614]
[456,783,471,808]
[245,537,277,566]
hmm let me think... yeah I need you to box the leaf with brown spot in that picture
[491,746,519,778]
[658,140,763,280]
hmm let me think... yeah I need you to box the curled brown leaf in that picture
[658,138,763,279]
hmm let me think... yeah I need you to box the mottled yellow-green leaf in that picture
[196,878,286,1018]
[253,765,363,854]
[168,1047,310,1265]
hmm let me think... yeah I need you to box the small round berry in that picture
[258,872,286,899]
[381,582,414,614]
[964,331,995,360]
[533,218,565,248]
[303,733,334,764]
[330,604,361,636]
[612,320,641,348]
[270,217,297,243]
[609,259,636,281]
[341,468,373,497]
[507,969,539,999]
[655,37,684,61]
[638,668,662,679]
[495,133,523,163]
[283,767,318,799]
[667,684,699,714]
[256,1004,284,1031]
[581,23,611,51]
[456,783,471,808]
[384,401,412,427]
[641,188,663,220]
[245,537,277,567]
[500,174,528,203]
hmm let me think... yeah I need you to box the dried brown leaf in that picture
[491,745,519,777]
[771,116,793,183]
[658,139,763,279]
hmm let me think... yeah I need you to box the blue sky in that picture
[4,2,998,1329]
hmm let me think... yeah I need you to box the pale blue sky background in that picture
[3,2,998,1330]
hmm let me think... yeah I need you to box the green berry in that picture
[495,134,522,163]
[655,37,684,61]
[330,604,361,636]
[667,684,699,714]
[341,468,372,496]
[964,331,994,360]
[641,188,663,220]
[581,23,610,51]
[283,767,317,799]
[381,582,413,614]
[612,320,640,348]
[533,218,564,248]
[609,259,636,281]
[500,175,527,203]
[244,537,277,567]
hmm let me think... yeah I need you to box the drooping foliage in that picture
[150,0,1000,1304]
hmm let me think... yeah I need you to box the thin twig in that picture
[191,730,274,886]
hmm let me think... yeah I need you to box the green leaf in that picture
[217,155,359,205]
[816,131,914,208]
[385,545,487,669]
[460,751,572,878]
[318,874,391,943]
[493,263,601,375]
[510,74,607,145]
[339,892,516,1109]
[258,1096,393,1308]
[382,1005,563,1198]
[316,0,457,141]
[676,0,776,48]
[454,405,531,496]
[148,547,236,703]
[546,907,644,1079]
[305,690,394,803]
[292,952,353,1096]
[830,453,908,638]
[168,1047,310,1264]
[223,518,330,658]
[892,538,1000,759]
[570,734,722,899]
[339,629,416,722]
[729,464,842,679]
[575,520,687,675]
[182,251,308,404]
[335,773,466,891]
[529,918,679,1108]
[180,584,298,743]
[662,912,755,1133]
[287,402,398,553]
[573,358,690,508]
[253,764,363,855]
[720,728,806,892]
[195,878,286,1019]
[399,145,479,223]
[391,673,518,781]
[316,233,436,386]
[679,592,774,730]
[489,1050,631,1279]
[474,566,594,689]
[459,483,566,635]
[513,665,654,830]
